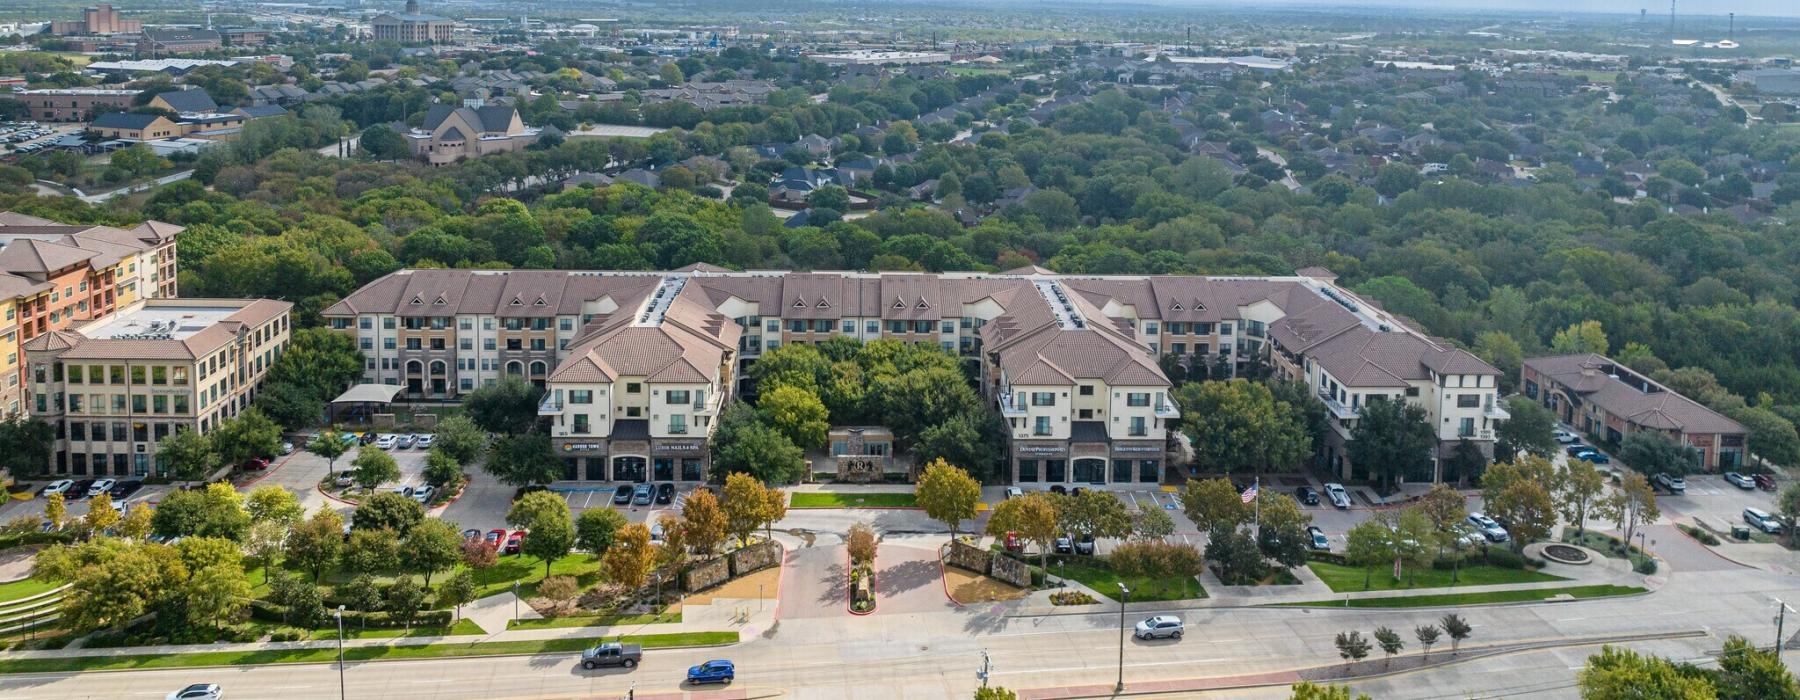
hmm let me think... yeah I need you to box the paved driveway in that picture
[871,542,952,616]
[1639,523,1746,572]
[779,539,851,619]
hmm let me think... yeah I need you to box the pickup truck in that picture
[580,642,642,669]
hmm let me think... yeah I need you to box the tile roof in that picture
[1524,354,1746,435]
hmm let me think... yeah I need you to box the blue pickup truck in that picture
[686,660,735,685]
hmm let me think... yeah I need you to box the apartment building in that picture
[11,88,139,122]
[0,213,182,418]
[1522,353,1747,470]
[23,298,293,477]
[331,265,1503,485]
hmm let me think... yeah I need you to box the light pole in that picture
[1116,583,1130,693]
[1775,597,1796,662]
[980,650,991,687]
[513,580,521,625]
[335,604,347,700]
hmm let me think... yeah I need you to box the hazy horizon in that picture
[1119,0,1800,21]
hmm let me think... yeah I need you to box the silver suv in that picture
[1133,615,1183,640]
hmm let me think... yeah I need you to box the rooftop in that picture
[80,303,247,342]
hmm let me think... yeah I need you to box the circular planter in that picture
[1539,543,1594,565]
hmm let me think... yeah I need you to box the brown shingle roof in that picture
[1524,354,1746,435]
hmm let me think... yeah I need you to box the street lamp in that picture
[1775,597,1796,663]
[1116,583,1130,693]
[513,580,521,625]
[335,604,347,700]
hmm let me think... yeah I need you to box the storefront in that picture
[1111,441,1164,484]
[1010,440,1164,485]
[1012,442,1066,484]
[652,439,707,482]
[557,440,607,480]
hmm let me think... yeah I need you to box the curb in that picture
[427,473,474,512]
[315,482,360,507]
[235,450,299,490]
[0,639,743,675]
[847,549,875,616]
[936,543,965,608]
[1257,586,1656,612]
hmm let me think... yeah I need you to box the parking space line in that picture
[1126,491,1140,510]
[581,492,594,508]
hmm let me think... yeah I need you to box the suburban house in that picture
[399,102,540,164]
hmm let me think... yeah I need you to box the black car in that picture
[1049,484,1068,495]
[1565,443,1590,457]
[360,432,379,445]
[1071,487,1087,498]
[1053,535,1073,554]
[1075,533,1096,555]
[655,482,675,505]
[66,479,95,500]
[1295,486,1319,506]
[611,484,635,505]
[109,480,143,499]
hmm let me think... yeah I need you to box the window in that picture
[1144,323,1159,335]
[669,415,687,434]
[1129,417,1147,436]
[570,390,593,404]
[1168,322,1186,336]
[627,383,642,394]
[172,367,188,385]
[1459,417,1476,437]
[130,366,145,384]
[1079,385,1094,396]
[667,390,691,405]
[842,320,855,333]
[131,395,146,413]
[1030,392,1056,407]
[789,319,805,333]
[68,365,82,384]
[572,414,590,433]
[1172,343,1186,355]
[1457,394,1481,408]
[941,321,954,333]
[1126,393,1150,407]
[1033,416,1051,436]
[865,321,878,334]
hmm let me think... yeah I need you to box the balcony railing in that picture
[536,393,562,415]
[1484,402,1511,420]
[1154,398,1180,419]
[1317,390,1360,420]
[668,425,689,435]
[999,393,1028,416]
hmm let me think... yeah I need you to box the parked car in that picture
[411,485,436,504]
[612,484,635,504]
[1053,535,1073,554]
[375,434,398,449]
[359,432,379,446]
[397,434,418,449]
[486,529,507,550]
[1071,487,1087,498]
[67,479,95,500]
[390,486,414,499]
[41,479,74,496]
[166,683,222,700]
[334,474,354,488]
[1004,486,1024,500]
[1003,532,1024,553]
[1745,507,1785,535]
[650,522,665,542]
[686,660,735,685]
[505,529,527,554]
[1294,486,1319,506]
[416,434,435,449]
[1554,429,1580,444]
[580,641,642,669]
[1324,483,1351,509]
[1133,615,1184,640]
[87,479,116,498]
[1725,472,1756,489]
[1048,484,1067,496]
[1466,513,1510,542]
[1756,473,1779,491]
[1574,448,1611,465]
[1655,473,1687,493]
[241,457,271,471]
[280,441,294,455]
[1306,525,1330,551]
[656,482,675,505]
[1565,443,1591,457]
[632,483,655,506]
[461,529,480,540]
[109,480,142,499]
[1075,533,1096,555]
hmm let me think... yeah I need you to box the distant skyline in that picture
[1144,0,1800,20]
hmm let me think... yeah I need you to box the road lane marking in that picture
[993,658,1227,674]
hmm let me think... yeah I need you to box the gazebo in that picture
[329,383,404,425]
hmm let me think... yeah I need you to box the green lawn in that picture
[1306,561,1566,593]
[467,553,602,599]
[508,610,680,630]
[1273,584,1647,609]
[789,492,917,508]
[300,618,486,640]
[0,631,737,674]
[1048,558,1206,603]
[0,578,59,604]
[1561,531,1656,571]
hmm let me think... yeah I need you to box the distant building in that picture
[1737,68,1800,97]
[47,4,141,36]
[11,88,138,122]
[399,102,538,164]
[88,112,181,141]
[221,28,270,46]
[138,28,222,56]
[1522,354,1747,471]
[806,50,951,66]
[372,0,455,44]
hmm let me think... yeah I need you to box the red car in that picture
[485,529,507,551]
[1003,532,1024,553]
[505,529,528,555]
[1756,473,1779,491]
[242,457,271,471]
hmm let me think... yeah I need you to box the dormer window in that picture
[532,296,547,307]
[793,298,808,308]
[892,298,907,310]
[410,294,424,305]
[1193,299,1206,310]
[432,295,447,305]
[816,298,830,309]
[1170,301,1183,311]
[915,298,930,309]
[508,296,523,306]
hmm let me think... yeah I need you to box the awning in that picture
[331,383,404,405]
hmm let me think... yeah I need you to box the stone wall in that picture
[945,540,989,574]
[990,554,1030,588]
[731,541,781,576]
[684,556,730,592]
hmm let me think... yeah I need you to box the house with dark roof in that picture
[398,102,539,164]
[87,112,179,140]
[148,88,218,114]
[1523,354,1747,470]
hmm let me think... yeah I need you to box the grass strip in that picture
[301,618,487,640]
[1305,561,1565,593]
[789,492,917,508]
[1049,558,1207,602]
[0,631,737,674]
[508,611,680,630]
[0,578,59,605]
[1271,584,1646,609]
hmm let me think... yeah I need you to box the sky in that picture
[1155,0,1800,20]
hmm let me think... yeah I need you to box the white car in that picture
[396,434,418,449]
[1324,483,1351,509]
[1466,513,1509,542]
[390,485,414,498]
[1725,472,1756,489]
[375,434,398,450]
[1134,615,1183,640]
[42,479,73,496]
[410,485,435,504]
[416,434,435,449]
[87,479,116,498]
[1655,473,1687,493]
[167,684,222,700]
[1004,486,1024,500]
[281,441,294,455]
[1554,429,1580,444]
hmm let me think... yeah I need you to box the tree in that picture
[764,487,788,542]
[464,377,543,436]
[1496,396,1557,460]
[681,487,728,557]
[439,570,477,622]
[1204,523,1265,585]
[1620,431,1701,479]
[1734,406,1800,471]
[285,508,343,582]
[351,447,400,493]
[1347,399,1436,491]
[757,385,829,450]
[985,492,1060,571]
[1578,645,1716,699]
[1556,460,1607,534]
[1344,519,1394,590]
[161,427,219,482]
[1176,380,1311,474]
[187,562,250,631]
[1254,492,1312,570]
[352,491,424,534]
[423,448,462,489]
[246,485,304,527]
[1334,630,1371,669]
[211,408,283,467]
[1780,484,1800,547]
[601,523,654,590]
[513,493,575,578]
[720,473,773,548]
[60,543,186,633]
[1550,320,1610,356]
[1598,472,1661,548]
[576,507,628,558]
[308,430,350,476]
[433,415,488,466]
[246,519,287,572]
[151,483,250,541]
[1416,483,1467,534]
[1180,477,1248,532]
[484,434,563,488]
[846,522,877,566]
[119,502,153,540]
[916,459,980,537]
[402,518,464,587]
[711,423,806,484]
[85,493,118,534]
[0,415,51,477]
[1415,625,1441,660]
[343,527,400,575]
[1441,614,1472,654]
[1373,626,1405,668]
[1486,479,1556,549]
[1716,634,1800,699]
[385,576,426,629]
[360,123,409,160]
[269,571,328,628]
[461,536,498,585]
[1288,683,1370,700]
[1134,508,1175,541]
[1055,490,1133,544]
[651,514,690,591]
[44,492,65,531]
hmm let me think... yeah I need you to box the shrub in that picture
[1678,524,1720,546]
[1480,547,1530,570]
[1049,591,1098,605]
[1633,557,1659,575]
[537,575,579,602]
[578,583,624,611]
[1109,540,1203,578]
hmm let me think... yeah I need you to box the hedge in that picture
[0,530,78,551]
[1309,548,1546,570]
[250,599,452,629]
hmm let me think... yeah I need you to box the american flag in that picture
[1240,482,1258,504]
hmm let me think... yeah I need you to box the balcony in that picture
[999,392,1028,417]
[1317,390,1359,420]
[536,393,562,415]
[1154,397,1181,419]
[1484,402,1511,420]
[668,425,689,435]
